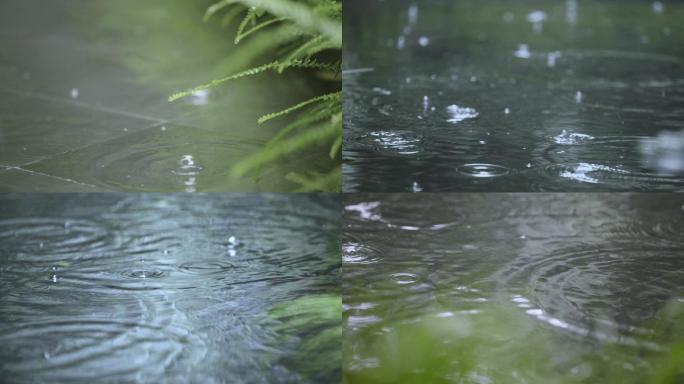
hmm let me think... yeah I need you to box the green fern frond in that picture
[233,0,341,47]
[266,99,340,145]
[232,119,339,177]
[329,132,342,159]
[168,61,280,101]
[235,7,258,42]
[204,0,234,22]
[257,91,340,124]
[287,168,341,192]
[235,16,285,43]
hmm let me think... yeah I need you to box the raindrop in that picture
[418,36,430,46]
[652,1,664,14]
[396,36,405,49]
[575,91,583,104]
[70,88,79,99]
[408,4,418,25]
[504,107,510,115]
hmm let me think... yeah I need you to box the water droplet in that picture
[70,88,79,99]
[479,140,486,145]
[228,236,237,245]
[408,4,418,24]
[161,126,167,131]
[504,107,510,114]
[418,36,430,46]
[520,234,527,239]
[575,91,583,104]
[52,275,57,283]
[652,1,664,14]
[396,36,405,49]
[526,163,532,168]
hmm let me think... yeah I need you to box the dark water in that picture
[0,194,340,383]
[0,0,327,192]
[343,0,684,192]
[343,193,684,383]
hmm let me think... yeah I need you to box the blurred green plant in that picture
[270,294,342,382]
[170,0,341,192]
[343,299,684,384]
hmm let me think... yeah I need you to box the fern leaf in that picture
[232,0,341,47]
[232,120,338,177]
[257,91,340,124]
[235,17,285,44]
[329,132,342,159]
[235,7,258,43]
[168,61,280,101]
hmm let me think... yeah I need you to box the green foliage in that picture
[270,295,342,381]
[344,299,684,384]
[171,0,341,191]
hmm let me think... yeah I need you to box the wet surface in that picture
[343,0,684,192]
[343,193,684,383]
[0,0,325,192]
[0,194,340,383]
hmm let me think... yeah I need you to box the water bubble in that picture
[526,10,547,33]
[513,44,531,59]
[446,104,479,124]
[190,89,209,106]
[391,272,418,285]
[458,163,510,178]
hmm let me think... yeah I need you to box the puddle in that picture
[0,194,341,383]
[343,0,684,192]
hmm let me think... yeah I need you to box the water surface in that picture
[344,0,684,192]
[343,193,684,383]
[0,194,340,383]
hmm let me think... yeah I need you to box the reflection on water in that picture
[343,193,684,383]
[343,0,684,192]
[0,194,340,383]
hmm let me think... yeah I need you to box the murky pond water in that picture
[0,194,340,383]
[343,193,684,383]
[344,0,684,192]
[0,0,329,192]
